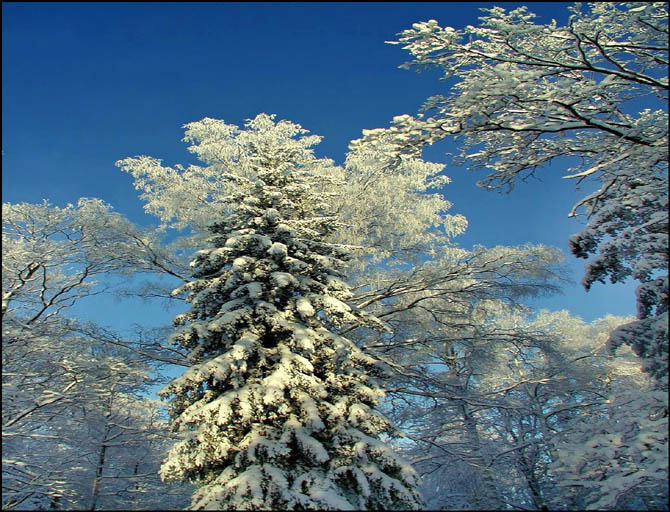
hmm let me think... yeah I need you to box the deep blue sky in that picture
[2,2,637,331]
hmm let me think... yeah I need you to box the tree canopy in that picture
[352,1,668,388]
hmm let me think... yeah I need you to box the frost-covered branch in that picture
[352,1,668,387]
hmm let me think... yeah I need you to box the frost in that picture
[356,1,669,388]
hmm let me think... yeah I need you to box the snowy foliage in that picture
[1,314,191,510]
[117,116,466,273]
[152,114,423,510]
[549,385,668,510]
[334,239,568,510]
[2,198,190,320]
[336,137,467,268]
[2,201,192,510]
[376,303,666,510]
[352,2,669,386]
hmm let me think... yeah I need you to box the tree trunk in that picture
[445,340,500,509]
[89,424,110,511]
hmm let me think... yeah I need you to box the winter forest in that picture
[2,2,668,510]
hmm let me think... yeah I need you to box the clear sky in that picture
[2,1,638,333]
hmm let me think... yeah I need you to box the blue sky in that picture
[2,1,638,332]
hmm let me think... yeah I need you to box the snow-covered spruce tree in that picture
[156,114,423,510]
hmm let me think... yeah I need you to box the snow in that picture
[296,297,315,318]
[155,114,423,510]
[268,241,288,259]
[264,208,280,224]
[322,295,351,313]
[225,235,241,248]
[276,223,295,236]
[308,486,357,510]
[262,366,291,405]
[232,256,250,271]
[347,402,370,426]
[290,323,317,352]
[296,391,325,431]
[244,281,263,299]
[207,307,251,332]
[271,271,298,288]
